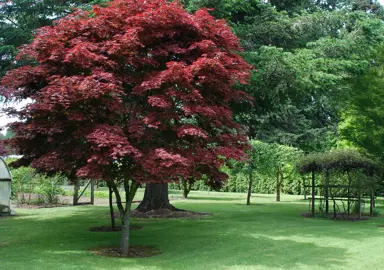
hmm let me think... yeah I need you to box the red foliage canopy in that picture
[0,0,252,185]
[0,142,7,156]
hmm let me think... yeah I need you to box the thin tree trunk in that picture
[108,185,116,231]
[112,180,139,256]
[370,189,374,216]
[276,171,281,202]
[182,178,193,199]
[182,179,188,198]
[136,183,178,212]
[246,159,254,205]
[90,180,95,205]
[73,180,80,205]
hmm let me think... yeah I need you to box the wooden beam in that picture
[311,170,315,216]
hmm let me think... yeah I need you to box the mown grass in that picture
[1,191,384,270]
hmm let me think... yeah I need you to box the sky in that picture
[0,99,31,134]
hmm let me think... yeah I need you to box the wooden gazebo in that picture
[298,149,380,219]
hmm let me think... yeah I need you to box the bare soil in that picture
[90,245,161,258]
[89,225,142,232]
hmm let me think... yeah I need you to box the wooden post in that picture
[90,180,95,205]
[325,169,329,214]
[73,180,80,205]
[311,170,315,216]
[347,171,350,217]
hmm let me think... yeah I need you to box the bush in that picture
[35,174,65,205]
[9,166,36,204]
[5,159,66,205]
[169,172,305,195]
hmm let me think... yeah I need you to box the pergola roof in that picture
[0,158,11,180]
[297,149,379,175]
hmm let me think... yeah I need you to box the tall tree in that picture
[0,0,251,255]
[339,45,384,162]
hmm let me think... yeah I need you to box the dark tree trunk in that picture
[108,185,116,231]
[276,172,281,202]
[182,178,193,198]
[90,180,95,205]
[246,158,254,205]
[136,183,178,212]
[370,189,374,216]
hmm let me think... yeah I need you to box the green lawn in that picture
[1,191,384,270]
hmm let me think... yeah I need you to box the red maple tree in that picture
[1,0,251,255]
[0,143,7,156]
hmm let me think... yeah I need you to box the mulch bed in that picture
[89,225,142,232]
[131,208,212,219]
[301,212,370,221]
[90,245,162,258]
[108,208,212,219]
[377,224,384,228]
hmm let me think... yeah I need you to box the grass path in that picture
[1,191,384,270]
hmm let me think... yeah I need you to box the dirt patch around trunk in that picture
[89,225,142,232]
[90,245,161,258]
[131,208,212,219]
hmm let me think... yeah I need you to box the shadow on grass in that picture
[187,196,243,201]
[1,201,382,270]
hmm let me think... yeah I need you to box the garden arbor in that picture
[298,150,380,219]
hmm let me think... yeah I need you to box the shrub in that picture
[35,174,65,205]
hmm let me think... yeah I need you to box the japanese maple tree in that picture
[0,0,251,255]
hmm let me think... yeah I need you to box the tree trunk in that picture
[108,185,116,231]
[246,158,254,205]
[136,183,178,212]
[120,209,131,256]
[73,180,80,205]
[90,180,95,205]
[325,169,329,214]
[370,189,374,216]
[182,179,193,199]
[113,180,139,256]
[276,172,281,202]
